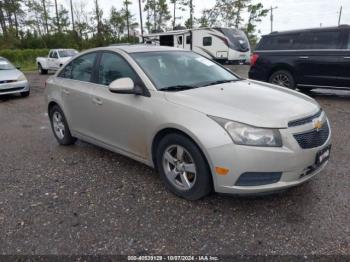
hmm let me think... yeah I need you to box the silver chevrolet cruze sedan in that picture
[46,45,331,200]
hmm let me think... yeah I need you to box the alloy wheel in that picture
[52,111,65,140]
[162,145,197,191]
[271,73,290,87]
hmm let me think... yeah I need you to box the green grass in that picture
[0,49,48,72]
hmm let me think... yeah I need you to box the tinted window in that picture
[203,37,212,46]
[258,34,298,50]
[295,31,340,49]
[59,52,96,81]
[98,53,138,86]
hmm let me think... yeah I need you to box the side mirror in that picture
[109,77,135,94]
[108,77,143,95]
[16,66,21,70]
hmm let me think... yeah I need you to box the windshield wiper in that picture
[200,79,238,87]
[160,85,197,92]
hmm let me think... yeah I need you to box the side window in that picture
[186,35,191,45]
[49,51,54,58]
[58,63,73,78]
[98,52,138,86]
[310,31,340,49]
[68,52,97,82]
[52,51,58,59]
[177,36,183,45]
[203,37,212,46]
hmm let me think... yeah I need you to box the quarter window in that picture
[203,37,212,46]
[98,53,138,86]
[310,31,340,49]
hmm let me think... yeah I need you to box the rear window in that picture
[257,34,298,50]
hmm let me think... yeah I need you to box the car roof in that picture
[103,45,187,54]
[263,25,350,37]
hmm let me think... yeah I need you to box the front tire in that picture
[49,105,76,145]
[156,133,212,200]
[38,63,48,75]
[269,70,295,89]
[20,90,30,97]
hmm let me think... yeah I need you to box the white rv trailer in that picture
[143,28,251,64]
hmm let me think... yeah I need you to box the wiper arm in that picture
[200,79,237,87]
[160,85,197,92]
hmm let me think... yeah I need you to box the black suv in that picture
[249,25,350,90]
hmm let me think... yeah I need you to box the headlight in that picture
[17,74,27,81]
[209,116,282,147]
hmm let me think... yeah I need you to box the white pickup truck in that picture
[36,49,78,74]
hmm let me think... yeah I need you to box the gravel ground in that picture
[0,69,349,256]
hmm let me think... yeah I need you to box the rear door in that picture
[175,34,184,49]
[295,30,343,87]
[57,52,98,136]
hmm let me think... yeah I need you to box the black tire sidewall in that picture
[49,105,76,145]
[269,70,296,89]
[156,133,212,200]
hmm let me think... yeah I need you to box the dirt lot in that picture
[0,69,349,256]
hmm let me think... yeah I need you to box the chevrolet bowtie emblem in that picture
[313,119,322,131]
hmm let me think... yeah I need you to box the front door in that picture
[89,52,151,159]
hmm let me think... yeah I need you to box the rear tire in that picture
[156,133,212,200]
[49,105,76,145]
[38,64,48,75]
[269,70,296,89]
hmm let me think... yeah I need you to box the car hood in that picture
[164,80,320,128]
[0,69,22,81]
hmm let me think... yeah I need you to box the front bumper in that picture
[207,123,332,195]
[0,80,29,95]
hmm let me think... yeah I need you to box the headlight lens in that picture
[209,116,282,147]
[17,74,27,81]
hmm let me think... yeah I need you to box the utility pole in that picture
[70,0,75,32]
[138,0,144,42]
[269,6,278,33]
[54,0,60,33]
[173,0,176,30]
[338,6,342,26]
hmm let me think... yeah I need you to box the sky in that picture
[63,0,350,36]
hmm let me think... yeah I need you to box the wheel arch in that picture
[151,127,213,173]
[268,63,296,81]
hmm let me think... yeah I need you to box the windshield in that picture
[131,51,239,90]
[220,28,250,52]
[58,50,78,58]
[0,59,15,70]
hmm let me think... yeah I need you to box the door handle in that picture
[62,88,70,95]
[92,97,103,105]
[299,56,309,59]
[344,57,350,59]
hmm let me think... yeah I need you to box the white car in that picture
[0,57,29,97]
[36,49,78,74]
[46,45,332,200]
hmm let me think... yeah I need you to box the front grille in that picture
[294,122,330,149]
[288,110,322,127]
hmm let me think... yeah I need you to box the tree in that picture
[170,0,188,30]
[109,6,126,40]
[245,3,268,47]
